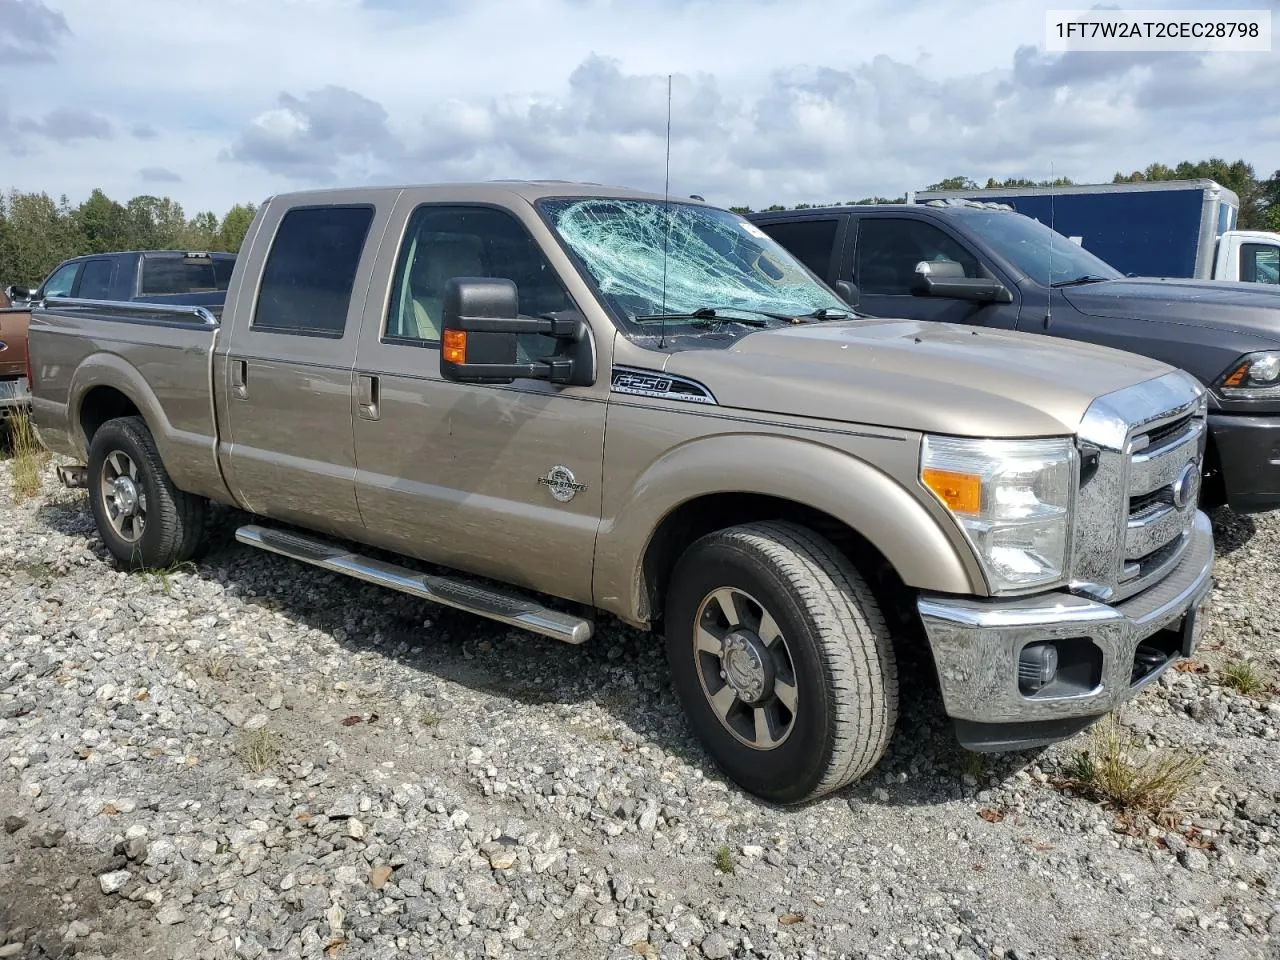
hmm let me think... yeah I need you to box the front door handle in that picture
[231,359,248,400]
[357,373,380,421]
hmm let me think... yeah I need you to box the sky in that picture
[1,0,1278,214]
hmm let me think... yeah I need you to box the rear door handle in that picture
[231,359,248,400]
[357,373,380,421]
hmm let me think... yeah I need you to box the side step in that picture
[234,525,593,645]
[57,465,88,489]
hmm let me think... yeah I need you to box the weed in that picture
[141,560,196,594]
[418,710,442,727]
[17,559,55,582]
[205,655,231,681]
[1065,719,1203,815]
[237,728,278,773]
[961,750,986,781]
[1219,659,1267,697]
[6,409,48,500]
[714,844,735,875]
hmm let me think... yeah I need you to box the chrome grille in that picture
[1072,372,1206,603]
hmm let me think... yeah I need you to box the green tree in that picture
[926,176,979,191]
[182,211,220,251]
[75,188,130,253]
[125,195,187,250]
[0,190,80,285]
[217,203,257,252]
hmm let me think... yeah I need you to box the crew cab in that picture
[10,250,236,309]
[751,201,1280,513]
[28,182,1214,803]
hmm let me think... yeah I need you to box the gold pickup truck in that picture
[27,182,1214,803]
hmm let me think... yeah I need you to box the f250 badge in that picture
[538,465,587,503]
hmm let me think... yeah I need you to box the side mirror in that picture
[439,277,595,387]
[834,280,859,307]
[911,261,1012,304]
[6,286,32,302]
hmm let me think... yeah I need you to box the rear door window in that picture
[756,219,839,279]
[76,259,116,299]
[254,206,375,336]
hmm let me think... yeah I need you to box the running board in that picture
[235,524,593,645]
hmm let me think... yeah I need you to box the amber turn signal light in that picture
[922,467,981,514]
[1223,362,1250,388]
[442,329,467,364]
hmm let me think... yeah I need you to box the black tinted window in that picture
[140,257,224,295]
[77,259,116,299]
[254,206,374,335]
[213,257,235,288]
[386,205,571,361]
[855,218,983,295]
[757,219,838,278]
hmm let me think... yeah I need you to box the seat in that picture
[399,235,485,341]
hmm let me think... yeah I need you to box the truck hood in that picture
[664,317,1174,438]
[1061,278,1280,344]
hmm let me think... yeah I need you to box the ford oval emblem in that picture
[1172,462,1199,511]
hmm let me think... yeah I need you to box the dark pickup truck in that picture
[8,250,236,309]
[751,202,1280,513]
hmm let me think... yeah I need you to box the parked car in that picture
[11,250,236,309]
[912,180,1280,286]
[28,181,1213,803]
[750,201,1280,513]
[0,287,31,419]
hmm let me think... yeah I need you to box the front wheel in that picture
[87,416,206,571]
[665,521,899,804]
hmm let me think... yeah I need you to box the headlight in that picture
[921,436,1075,594]
[1218,351,1280,399]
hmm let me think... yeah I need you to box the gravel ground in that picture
[2,454,1279,960]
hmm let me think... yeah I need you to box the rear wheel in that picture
[665,521,898,804]
[87,416,206,570]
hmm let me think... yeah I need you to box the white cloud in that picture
[0,0,1276,212]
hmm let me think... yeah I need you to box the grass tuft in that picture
[714,844,735,875]
[140,560,196,594]
[1065,719,1203,815]
[1219,659,1267,697]
[237,728,279,773]
[205,655,231,681]
[6,409,48,500]
[418,710,442,727]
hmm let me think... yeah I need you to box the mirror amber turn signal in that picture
[438,277,595,387]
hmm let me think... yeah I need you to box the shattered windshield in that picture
[538,198,847,330]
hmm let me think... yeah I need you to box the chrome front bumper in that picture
[918,510,1214,730]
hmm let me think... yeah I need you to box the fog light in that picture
[1018,642,1059,694]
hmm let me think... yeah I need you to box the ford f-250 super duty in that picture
[28,182,1214,803]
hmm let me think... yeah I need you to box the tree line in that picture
[729,157,1280,232]
[4,157,1278,285]
[0,188,257,286]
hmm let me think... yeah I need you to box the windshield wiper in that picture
[634,307,771,327]
[1050,275,1111,288]
[798,307,851,320]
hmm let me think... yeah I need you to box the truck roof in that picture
[747,203,1010,222]
[263,180,696,207]
[915,179,1240,206]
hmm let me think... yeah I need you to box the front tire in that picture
[87,416,206,571]
[665,521,899,804]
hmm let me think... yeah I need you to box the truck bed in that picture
[26,298,235,503]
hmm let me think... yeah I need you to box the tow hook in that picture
[57,465,88,489]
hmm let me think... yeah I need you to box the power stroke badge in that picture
[538,465,587,503]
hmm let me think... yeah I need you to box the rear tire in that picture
[665,521,899,804]
[87,416,206,571]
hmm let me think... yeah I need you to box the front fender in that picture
[593,433,985,624]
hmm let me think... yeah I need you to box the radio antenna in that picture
[1045,161,1056,329]
[659,73,672,349]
